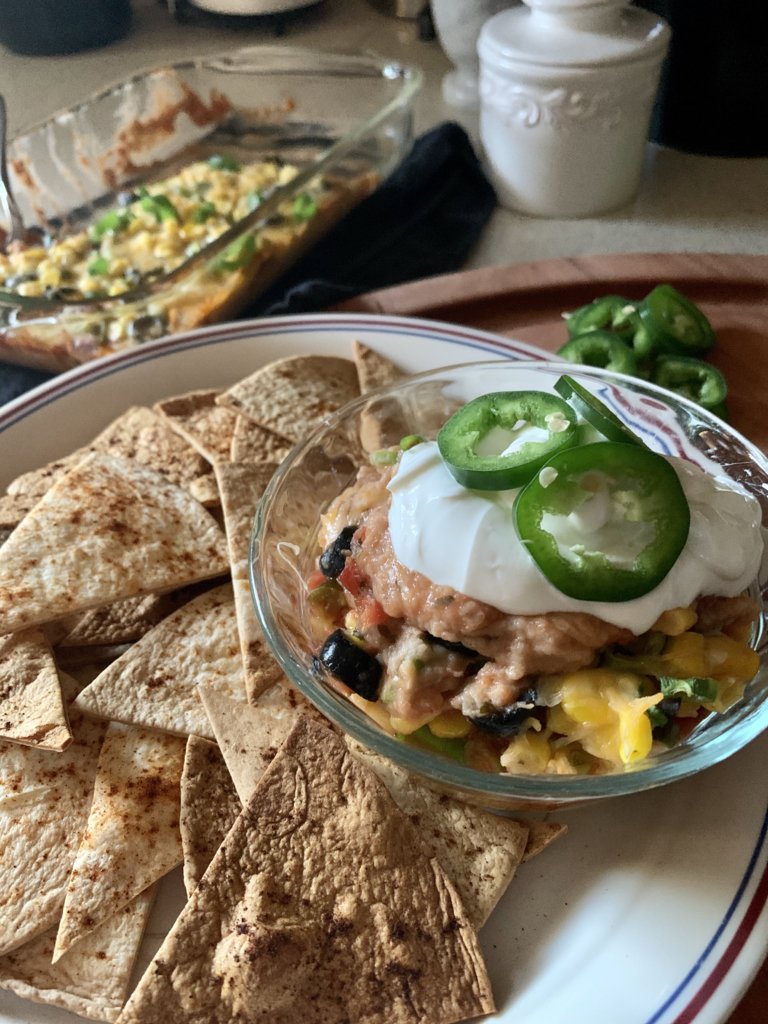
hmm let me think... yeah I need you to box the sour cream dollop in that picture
[387,441,763,633]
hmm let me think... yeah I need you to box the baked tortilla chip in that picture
[523,820,568,861]
[0,627,71,751]
[154,389,239,465]
[58,592,184,648]
[0,886,156,1023]
[53,722,185,962]
[348,743,528,929]
[0,452,229,634]
[199,684,319,802]
[5,405,217,510]
[202,691,526,929]
[216,354,360,442]
[213,462,283,701]
[0,674,106,956]
[229,414,292,464]
[119,717,495,1024]
[180,737,241,898]
[352,339,404,393]
[0,492,36,532]
[73,583,246,737]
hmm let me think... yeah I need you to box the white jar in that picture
[478,0,670,217]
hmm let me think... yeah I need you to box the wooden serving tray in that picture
[336,251,768,453]
[338,251,768,1024]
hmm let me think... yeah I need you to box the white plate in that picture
[0,313,766,1024]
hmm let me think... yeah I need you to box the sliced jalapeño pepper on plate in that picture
[437,391,580,491]
[650,355,727,411]
[565,295,639,341]
[554,374,645,447]
[638,284,715,356]
[557,330,638,376]
[514,441,690,602]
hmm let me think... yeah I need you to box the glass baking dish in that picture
[0,46,422,371]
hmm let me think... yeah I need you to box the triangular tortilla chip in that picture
[523,820,568,861]
[347,742,528,929]
[0,673,106,956]
[0,627,71,751]
[119,717,495,1024]
[5,405,217,510]
[213,462,284,701]
[180,737,241,898]
[154,389,238,465]
[352,339,404,393]
[229,414,292,464]
[202,690,527,930]
[57,581,217,649]
[58,591,184,648]
[0,452,229,634]
[53,722,185,961]
[0,885,156,1023]
[216,355,360,442]
[73,583,247,738]
[199,684,319,803]
[0,492,35,532]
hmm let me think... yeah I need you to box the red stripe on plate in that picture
[673,857,768,1024]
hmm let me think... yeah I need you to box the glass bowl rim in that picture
[250,358,768,803]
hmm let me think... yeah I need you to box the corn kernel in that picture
[16,280,45,297]
[662,631,708,677]
[37,262,62,288]
[501,732,551,773]
[389,713,435,736]
[349,694,395,735]
[653,606,698,636]
[428,710,472,739]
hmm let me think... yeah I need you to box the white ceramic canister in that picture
[478,0,670,217]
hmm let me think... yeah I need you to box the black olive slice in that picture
[469,687,538,737]
[319,524,358,579]
[319,629,382,702]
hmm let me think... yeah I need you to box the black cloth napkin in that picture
[0,122,496,406]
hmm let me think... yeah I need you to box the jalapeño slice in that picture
[514,442,690,602]
[565,295,639,341]
[650,355,727,411]
[554,374,645,447]
[437,391,580,491]
[558,330,638,376]
[638,284,715,356]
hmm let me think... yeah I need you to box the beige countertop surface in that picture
[1,0,767,270]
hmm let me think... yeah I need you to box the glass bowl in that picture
[0,46,421,371]
[250,361,768,811]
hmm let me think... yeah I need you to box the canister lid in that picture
[478,0,670,70]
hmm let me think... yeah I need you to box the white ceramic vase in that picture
[431,0,515,110]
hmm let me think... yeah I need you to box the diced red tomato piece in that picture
[357,594,390,629]
[307,568,327,591]
[338,558,365,596]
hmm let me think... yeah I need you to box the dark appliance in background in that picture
[0,0,132,55]
[634,0,768,157]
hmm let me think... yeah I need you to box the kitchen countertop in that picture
[0,3,766,1024]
